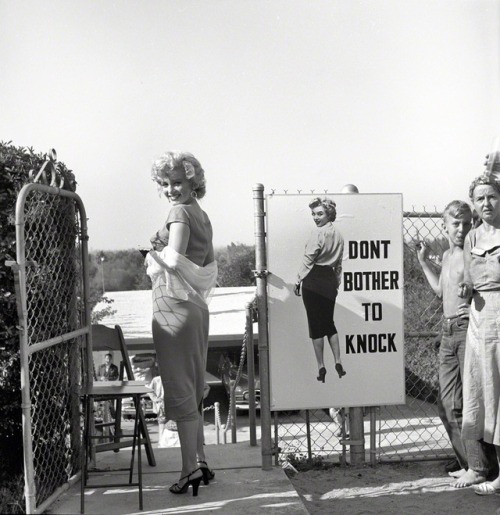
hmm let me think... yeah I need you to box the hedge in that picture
[0,141,76,485]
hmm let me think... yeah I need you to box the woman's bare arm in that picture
[167,222,190,256]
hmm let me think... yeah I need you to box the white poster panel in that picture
[267,193,404,410]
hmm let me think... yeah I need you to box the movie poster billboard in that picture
[267,193,404,410]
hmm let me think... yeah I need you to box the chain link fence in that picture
[378,209,449,462]
[275,208,451,464]
[9,183,89,513]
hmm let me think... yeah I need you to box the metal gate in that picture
[8,178,91,513]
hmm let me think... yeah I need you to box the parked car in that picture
[232,371,261,410]
[218,353,260,410]
[121,396,157,420]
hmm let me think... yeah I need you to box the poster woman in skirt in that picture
[459,174,500,495]
[294,197,346,383]
[145,151,218,496]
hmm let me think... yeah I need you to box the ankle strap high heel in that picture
[169,468,203,496]
[197,460,215,484]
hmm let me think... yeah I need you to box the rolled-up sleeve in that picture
[297,225,344,282]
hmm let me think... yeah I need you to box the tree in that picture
[89,250,151,292]
[215,243,255,287]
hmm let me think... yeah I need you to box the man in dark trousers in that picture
[97,353,119,381]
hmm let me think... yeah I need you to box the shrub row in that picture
[0,142,77,485]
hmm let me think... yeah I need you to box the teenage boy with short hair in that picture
[417,200,497,487]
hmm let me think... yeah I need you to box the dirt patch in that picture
[287,461,500,514]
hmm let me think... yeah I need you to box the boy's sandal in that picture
[474,482,500,495]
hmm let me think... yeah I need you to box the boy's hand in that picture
[456,302,470,319]
[294,282,301,296]
[416,240,429,263]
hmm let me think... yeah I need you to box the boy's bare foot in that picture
[448,468,466,478]
[444,458,461,474]
[452,469,487,488]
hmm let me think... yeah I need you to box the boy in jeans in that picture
[417,200,497,487]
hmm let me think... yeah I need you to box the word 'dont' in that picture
[348,240,391,259]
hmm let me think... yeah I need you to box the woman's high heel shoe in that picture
[198,460,215,484]
[169,468,203,496]
[317,367,327,383]
[335,363,346,378]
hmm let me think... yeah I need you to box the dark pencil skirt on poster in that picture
[302,265,338,339]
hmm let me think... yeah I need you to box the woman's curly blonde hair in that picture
[151,151,207,198]
[308,197,337,222]
[469,173,500,200]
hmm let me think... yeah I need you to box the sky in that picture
[1,0,499,250]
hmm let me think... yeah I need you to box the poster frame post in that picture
[348,407,365,465]
[253,183,273,470]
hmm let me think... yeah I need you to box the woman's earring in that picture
[191,191,198,198]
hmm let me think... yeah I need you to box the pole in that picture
[305,410,312,460]
[214,402,220,445]
[370,407,377,466]
[253,183,273,470]
[100,255,105,295]
[230,393,237,443]
[245,302,257,446]
[341,184,366,466]
[349,407,365,465]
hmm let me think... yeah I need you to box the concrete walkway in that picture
[49,441,308,514]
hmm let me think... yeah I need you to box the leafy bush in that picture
[0,475,25,514]
[285,453,339,474]
[0,141,78,494]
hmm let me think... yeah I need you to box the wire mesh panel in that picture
[29,342,82,502]
[274,209,452,464]
[378,209,449,462]
[275,409,348,463]
[12,185,89,512]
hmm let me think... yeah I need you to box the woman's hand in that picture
[485,152,500,174]
[294,281,301,296]
[458,281,473,300]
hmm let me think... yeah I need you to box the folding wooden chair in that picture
[80,324,156,513]
[91,324,156,462]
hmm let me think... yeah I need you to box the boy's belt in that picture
[441,315,468,332]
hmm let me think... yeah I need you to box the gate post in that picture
[8,259,36,513]
[349,407,365,465]
[253,183,273,470]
